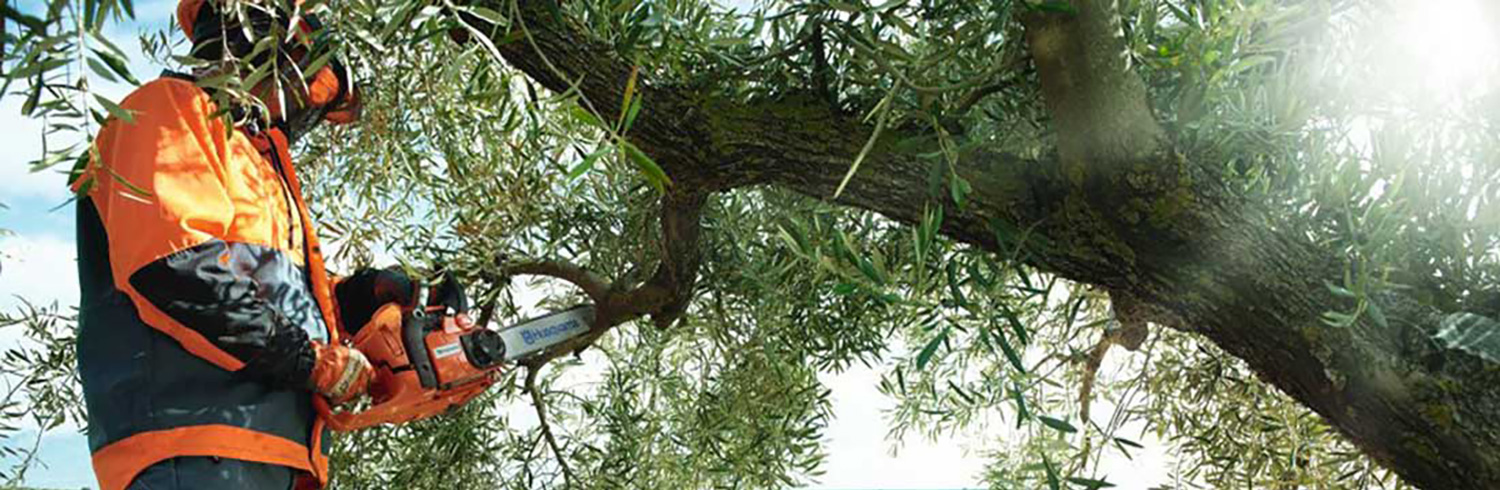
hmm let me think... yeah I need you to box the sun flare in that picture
[1385,0,1500,96]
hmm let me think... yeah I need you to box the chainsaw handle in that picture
[404,312,440,389]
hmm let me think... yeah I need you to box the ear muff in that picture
[322,84,362,125]
[307,65,342,106]
[293,12,360,124]
[306,56,360,124]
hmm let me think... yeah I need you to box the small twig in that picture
[1074,333,1111,472]
[730,33,816,69]
[953,79,1011,114]
[953,42,1031,114]
[444,0,511,70]
[525,365,576,487]
[829,23,1009,96]
[810,20,833,105]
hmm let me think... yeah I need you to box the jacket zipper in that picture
[263,134,306,262]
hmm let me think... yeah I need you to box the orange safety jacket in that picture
[74,74,341,490]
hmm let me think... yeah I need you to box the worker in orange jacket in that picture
[73,1,405,488]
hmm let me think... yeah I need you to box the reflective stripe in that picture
[92,424,312,490]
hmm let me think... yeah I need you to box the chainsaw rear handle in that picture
[314,374,492,432]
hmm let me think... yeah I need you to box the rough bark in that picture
[475,1,1500,487]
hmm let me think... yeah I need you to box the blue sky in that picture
[0,2,1176,489]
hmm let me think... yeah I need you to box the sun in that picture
[1384,0,1500,97]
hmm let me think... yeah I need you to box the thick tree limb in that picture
[495,0,714,181]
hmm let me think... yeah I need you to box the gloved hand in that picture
[309,343,374,404]
[335,267,419,336]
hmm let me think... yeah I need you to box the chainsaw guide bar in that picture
[495,305,596,362]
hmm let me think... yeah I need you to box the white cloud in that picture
[0,233,78,355]
[0,233,78,310]
[0,100,75,203]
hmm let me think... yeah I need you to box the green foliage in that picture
[1138,328,1408,489]
[329,389,516,488]
[0,302,84,487]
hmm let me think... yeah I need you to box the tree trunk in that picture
[482,1,1500,487]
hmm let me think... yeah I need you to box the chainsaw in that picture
[316,274,594,431]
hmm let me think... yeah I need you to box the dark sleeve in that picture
[334,267,417,336]
[129,240,316,389]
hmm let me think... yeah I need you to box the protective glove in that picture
[335,266,419,336]
[309,343,374,404]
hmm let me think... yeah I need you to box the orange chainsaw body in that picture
[319,302,503,431]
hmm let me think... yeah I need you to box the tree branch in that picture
[524,365,574,487]
[501,260,611,304]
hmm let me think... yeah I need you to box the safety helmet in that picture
[176,0,362,130]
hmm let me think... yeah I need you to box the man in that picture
[73,1,410,488]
